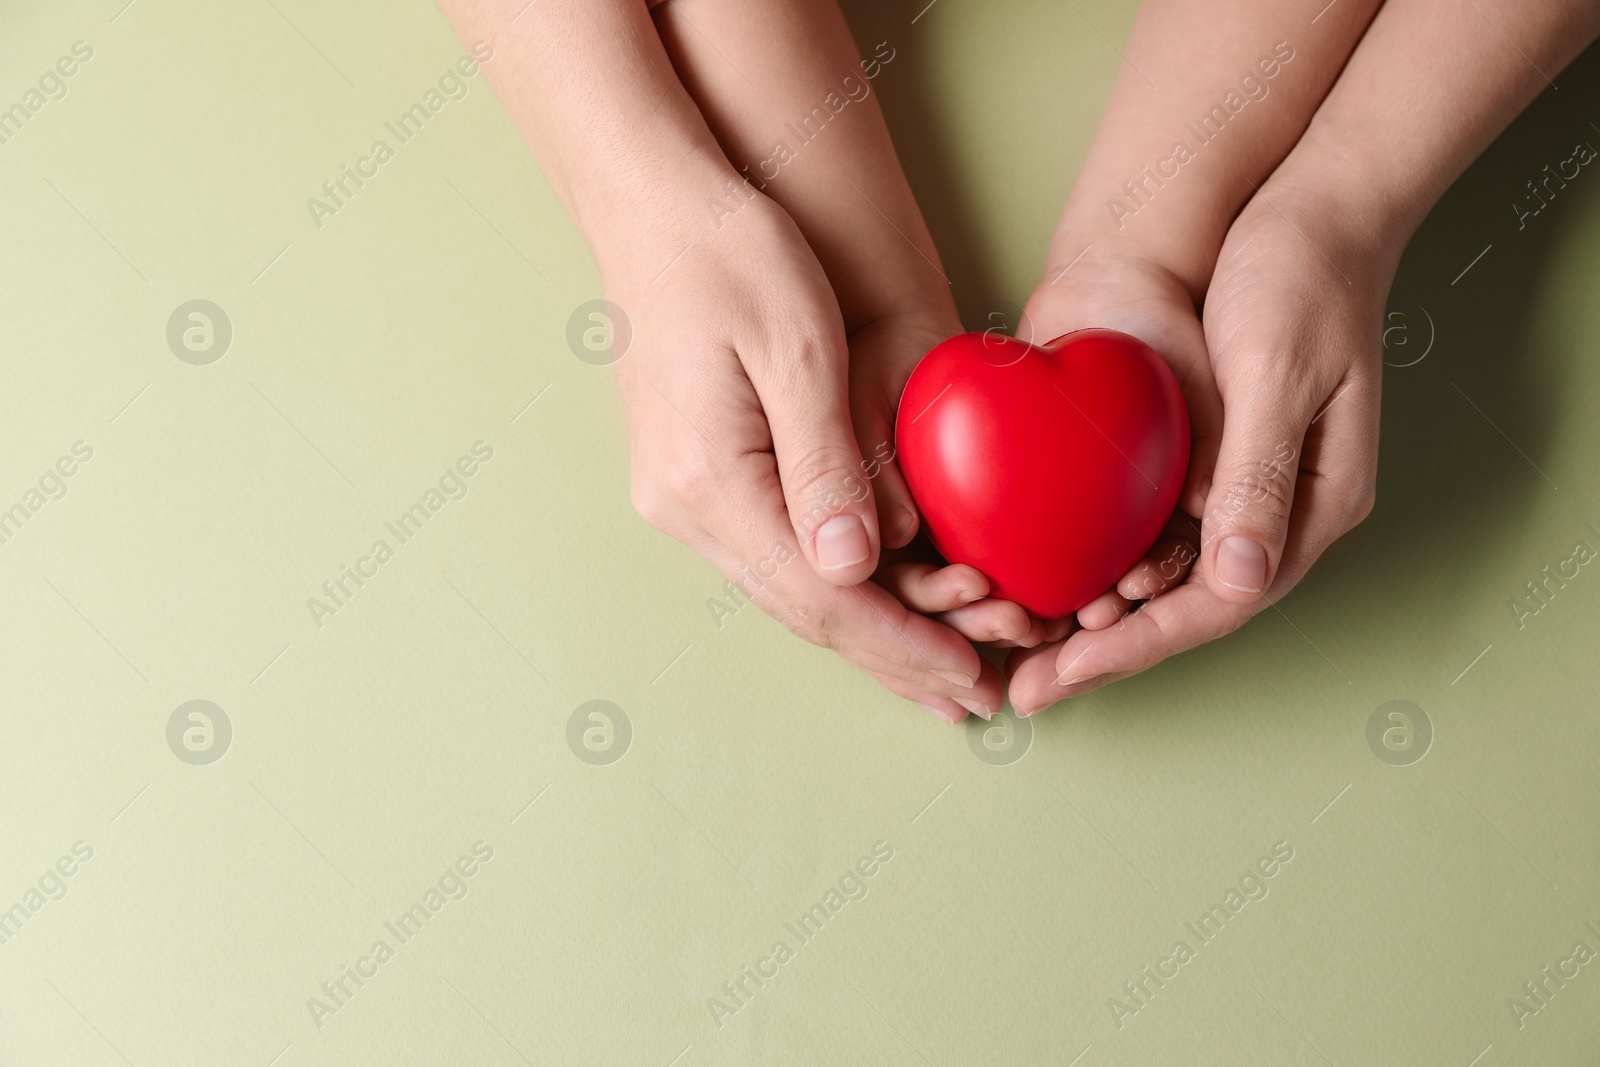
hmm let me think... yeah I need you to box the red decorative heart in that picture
[895,329,1190,619]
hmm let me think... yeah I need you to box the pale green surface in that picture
[2,1,1599,1064]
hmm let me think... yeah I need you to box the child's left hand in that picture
[819,308,1064,720]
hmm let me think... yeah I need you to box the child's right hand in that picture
[1006,192,1385,715]
[604,186,1004,721]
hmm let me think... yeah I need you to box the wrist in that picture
[576,145,743,288]
[1032,234,1190,310]
[1047,186,1232,306]
[1253,144,1416,276]
[846,280,960,338]
[853,302,960,347]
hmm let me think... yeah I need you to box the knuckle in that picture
[1251,467,1297,520]
[778,331,839,380]
[1348,480,1378,526]
[775,598,837,651]
[632,443,724,530]
[785,442,861,496]
[988,608,1028,642]
[1217,603,1256,637]
[630,486,670,531]
[783,445,869,536]
[1135,603,1170,643]
[1210,453,1296,541]
[629,469,674,531]
[749,319,834,380]
[660,450,719,511]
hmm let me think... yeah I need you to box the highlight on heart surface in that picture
[895,329,1190,619]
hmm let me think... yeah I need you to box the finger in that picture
[1008,583,1253,715]
[875,561,989,613]
[933,598,1035,645]
[976,611,1072,649]
[1003,642,1054,691]
[753,560,998,704]
[871,656,1007,723]
[871,458,920,549]
[1196,381,1316,605]
[1145,311,1223,523]
[861,427,920,549]
[874,654,1007,721]
[1076,589,1133,631]
[1179,389,1224,522]
[982,611,1073,649]
[1019,667,1139,714]
[848,365,918,547]
[869,672,968,725]
[875,559,1055,649]
[1002,641,1067,702]
[1010,366,1380,716]
[1000,619,1081,682]
[691,468,1001,706]
[1116,533,1201,601]
[751,331,883,587]
[846,315,958,551]
[1037,615,1076,645]
[1272,368,1380,591]
[630,366,995,706]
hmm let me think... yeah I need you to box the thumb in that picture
[1198,394,1309,603]
[846,315,959,551]
[755,341,881,587]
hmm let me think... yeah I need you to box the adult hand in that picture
[1007,182,1387,714]
[613,192,1005,722]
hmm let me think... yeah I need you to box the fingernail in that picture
[1055,672,1099,689]
[955,698,992,720]
[816,514,870,570]
[932,669,977,689]
[1216,535,1268,593]
[891,505,919,544]
[1015,704,1039,718]
[921,702,962,725]
[959,584,985,604]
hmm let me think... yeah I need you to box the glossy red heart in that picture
[895,328,1189,619]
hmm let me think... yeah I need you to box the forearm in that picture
[1269,0,1600,253]
[1046,0,1383,296]
[435,0,737,284]
[651,0,951,330]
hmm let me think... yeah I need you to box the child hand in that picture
[1008,184,1385,713]
[845,312,1065,653]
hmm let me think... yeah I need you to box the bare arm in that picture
[1044,0,1386,300]
[1270,0,1600,245]
[435,0,1000,720]
[1010,0,1600,713]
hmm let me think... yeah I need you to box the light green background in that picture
[2,1,1598,1064]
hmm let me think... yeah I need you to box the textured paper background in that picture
[2,1,1598,1064]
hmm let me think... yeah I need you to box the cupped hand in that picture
[844,312,1067,657]
[1007,183,1387,714]
[609,190,1003,722]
